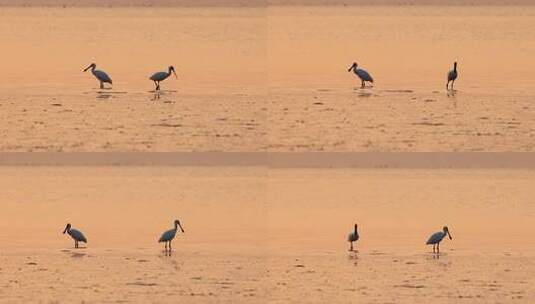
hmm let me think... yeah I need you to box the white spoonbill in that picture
[446,62,458,90]
[62,223,87,248]
[158,219,185,251]
[348,62,374,88]
[347,223,359,251]
[149,66,177,91]
[426,226,452,253]
[83,63,113,89]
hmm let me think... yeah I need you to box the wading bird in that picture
[83,63,113,89]
[426,226,452,253]
[347,223,359,251]
[158,219,185,251]
[348,62,374,88]
[446,62,458,90]
[149,66,177,91]
[62,223,87,248]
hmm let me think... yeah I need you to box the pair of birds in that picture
[83,63,177,90]
[63,220,185,251]
[348,61,459,90]
[347,224,453,253]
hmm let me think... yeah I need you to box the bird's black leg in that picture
[437,243,440,254]
[165,241,168,251]
[75,241,78,249]
[432,244,435,253]
[446,81,450,90]
[100,82,104,89]
[169,240,172,251]
[451,80,455,91]
[349,242,353,251]
[361,80,365,88]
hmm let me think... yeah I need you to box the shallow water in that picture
[2,166,535,253]
[1,165,535,302]
[2,4,534,303]
[268,6,535,92]
[0,7,266,95]
[1,6,535,151]
[1,249,534,303]
[0,92,267,151]
[0,249,268,303]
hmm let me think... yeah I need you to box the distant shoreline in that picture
[1,1,534,7]
[1,152,535,169]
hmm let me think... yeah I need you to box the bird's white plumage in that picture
[446,62,458,90]
[159,228,177,243]
[150,71,170,82]
[68,228,87,243]
[448,70,457,82]
[355,68,374,82]
[426,231,446,245]
[93,70,112,84]
[348,231,359,242]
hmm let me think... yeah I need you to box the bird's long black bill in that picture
[448,231,453,240]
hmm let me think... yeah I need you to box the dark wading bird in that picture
[426,226,452,254]
[348,62,374,88]
[158,219,185,251]
[62,223,87,248]
[347,223,359,251]
[446,62,458,90]
[149,66,177,91]
[83,63,113,89]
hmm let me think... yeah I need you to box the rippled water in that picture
[1,166,535,303]
[1,6,534,151]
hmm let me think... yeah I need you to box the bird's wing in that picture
[356,69,373,82]
[94,70,112,83]
[70,229,87,242]
[347,232,359,241]
[158,229,176,242]
[447,70,457,81]
[426,232,444,244]
[150,72,167,81]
